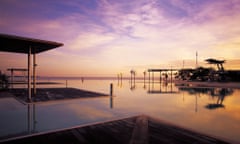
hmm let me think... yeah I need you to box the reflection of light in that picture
[27,104,37,134]
[195,93,198,113]
[67,103,114,119]
[182,91,185,102]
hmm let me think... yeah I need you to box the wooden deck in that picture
[9,88,108,103]
[1,115,230,144]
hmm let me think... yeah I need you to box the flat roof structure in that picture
[148,69,179,72]
[7,68,28,71]
[205,58,225,64]
[0,33,63,102]
[147,68,179,84]
[0,33,63,54]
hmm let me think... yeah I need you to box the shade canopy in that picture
[0,33,63,54]
[148,69,178,72]
[205,58,225,64]
[0,33,63,101]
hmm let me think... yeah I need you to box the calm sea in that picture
[0,78,240,143]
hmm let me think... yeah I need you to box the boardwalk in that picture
[9,88,108,103]
[1,115,230,144]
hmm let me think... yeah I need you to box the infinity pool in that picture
[0,79,240,143]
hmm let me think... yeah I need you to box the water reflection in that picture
[147,82,178,94]
[27,104,37,134]
[0,97,118,141]
[125,80,235,112]
[0,103,37,140]
[178,86,233,110]
[110,95,114,109]
[129,79,136,91]
[205,88,233,110]
[117,78,122,88]
[126,80,178,94]
[1,79,240,143]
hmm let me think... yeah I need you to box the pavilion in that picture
[0,33,63,102]
[205,58,225,72]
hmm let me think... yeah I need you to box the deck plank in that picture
[130,116,149,144]
[0,115,230,144]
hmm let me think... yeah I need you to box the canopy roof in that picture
[148,69,178,72]
[205,58,225,64]
[0,33,63,54]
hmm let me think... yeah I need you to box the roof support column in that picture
[28,46,32,102]
[148,71,150,92]
[10,69,13,89]
[33,49,36,96]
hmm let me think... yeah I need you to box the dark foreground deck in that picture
[9,88,108,103]
[1,115,230,144]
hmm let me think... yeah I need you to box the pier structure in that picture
[130,70,136,90]
[205,58,225,72]
[0,33,63,101]
[117,73,123,87]
[148,68,178,83]
[147,68,179,94]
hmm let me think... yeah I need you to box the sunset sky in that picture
[0,0,240,77]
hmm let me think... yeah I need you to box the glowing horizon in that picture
[1,0,240,77]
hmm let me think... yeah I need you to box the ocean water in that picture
[0,78,240,143]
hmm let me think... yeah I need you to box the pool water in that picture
[0,79,240,143]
